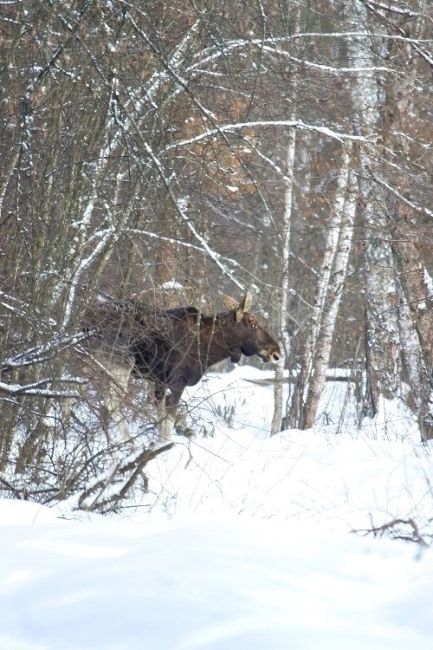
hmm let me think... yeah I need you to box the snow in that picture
[1,365,433,649]
[167,119,365,156]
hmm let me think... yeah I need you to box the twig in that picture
[354,516,431,547]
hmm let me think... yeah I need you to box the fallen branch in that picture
[353,516,431,548]
[77,442,174,512]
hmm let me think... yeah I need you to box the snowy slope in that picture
[0,501,432,650]
[1,366,433,650]
[147,367,433,534]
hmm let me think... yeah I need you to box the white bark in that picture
[271,125,296,435]
[289,143,354,427]
[303,155,356,428]
[347,1,401,414]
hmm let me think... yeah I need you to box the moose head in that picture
[223,291,281,364]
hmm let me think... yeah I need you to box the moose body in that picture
[86,292,280,438]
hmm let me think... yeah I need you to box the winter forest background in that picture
[1,0,433,513]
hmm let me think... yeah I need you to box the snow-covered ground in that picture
[1,366,433,649]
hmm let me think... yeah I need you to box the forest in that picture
[1,0,433,512]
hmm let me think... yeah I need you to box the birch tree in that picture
[343,1,402,418]
[302,150,357,429]
[371,0,433,438]
[271,126,296,435]
[348,0,433,435]
[287,147,356,428]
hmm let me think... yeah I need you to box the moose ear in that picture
[238,291,253,313]
[223,295,240,312]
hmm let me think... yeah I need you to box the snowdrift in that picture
[1,366,432,649]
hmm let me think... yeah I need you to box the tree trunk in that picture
[287,147,353,428]
[271,127,296,434]
[302,151,356,428]
[346,1,402,417]
[390,218,433,440]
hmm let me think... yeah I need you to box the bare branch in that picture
[166,120,368,155]
[0,377,84,399]
[354,517,431,548]
[1,331,90,373]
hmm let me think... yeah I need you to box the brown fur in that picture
[85,292,281,433]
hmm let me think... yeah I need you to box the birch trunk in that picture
[287,147,352,428]
[270,2,301,434]
[271,126,296,434]
[381,3,433,439]
[302,154,356,428]
[346,1,401,417]
[390,218,433,440]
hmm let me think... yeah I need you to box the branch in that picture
[362,0,425,19]
[77,442,174,512]
[371,172,433,219]
[165,120,368,155]
[61,227,115,328]
[184,31,433,81]
[354,517,431,548]
[0,377,84,399]
[0,290,57,333]
[259,44,395,74]
[110,91,246,288]
[1,331,90,373]
[361,0,433,68]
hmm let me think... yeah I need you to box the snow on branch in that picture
[139,139,245,290]
[0,291,37,322]
[0,378,84,399]
[253,31,433,45]
[363,0,426,20]
[95,57,246,290]
[187,31,433,77]
[126,10,201,107]
[360,2,433,68]
[126,228,212,254]
[1,331,90,374]
[62,227,115,329]
[1,330,89,399]
[259,45,394,75]
[372,173,433,219]
[77,442,174,511]
[166,120,367,154]
[125,227,243,274]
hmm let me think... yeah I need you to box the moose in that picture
[85,291,281,439]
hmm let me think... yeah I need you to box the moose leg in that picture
[92,350,134,442]
[155,383,184,441]
[152,384,170,441]
[156,394,173,442]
